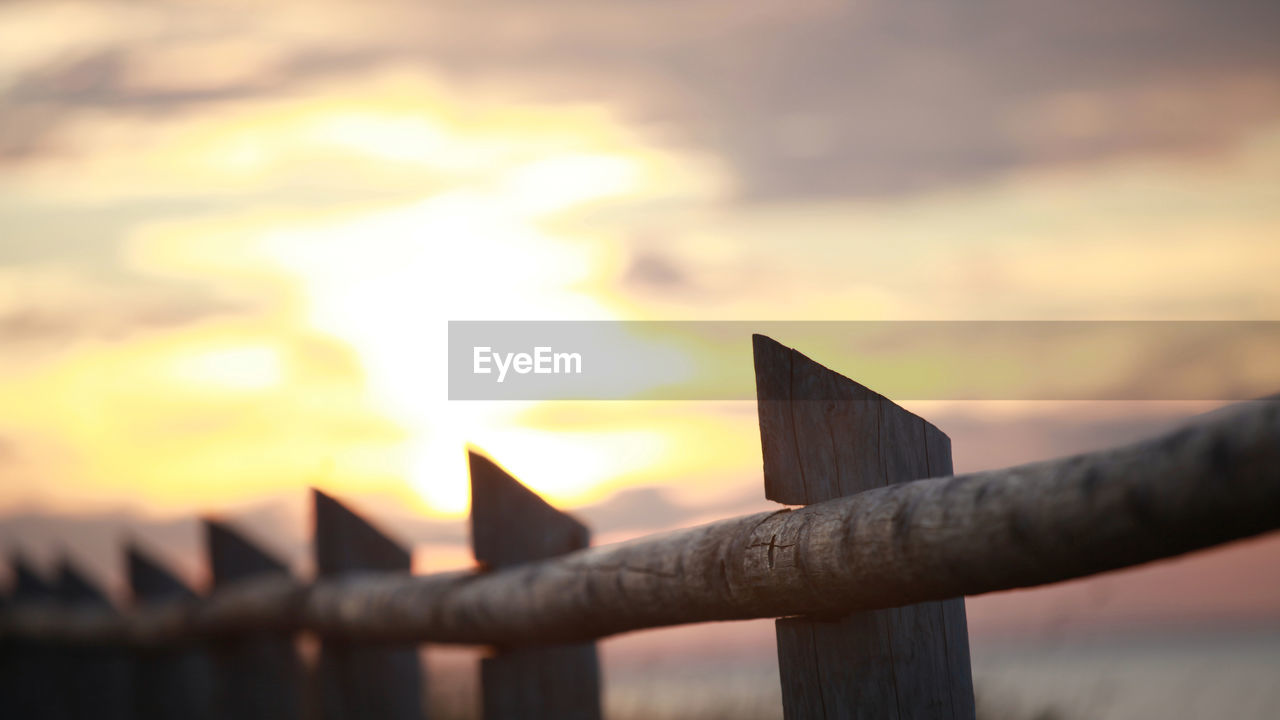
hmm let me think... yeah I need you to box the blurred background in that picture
[2,0,1279,717]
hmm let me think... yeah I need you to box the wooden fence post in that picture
[6,557,65,719]
[205,519,304,720]
[56,558,132,720]
[468,451,602,720]
[313,489,424,720]
[754,335,976,719]
[128,542,216,720]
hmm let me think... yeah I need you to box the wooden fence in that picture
[2,334,1279,720]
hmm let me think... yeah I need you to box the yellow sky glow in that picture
[96,84,726,517]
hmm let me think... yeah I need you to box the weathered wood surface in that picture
[756,334,975,719]
[299,393,1280,643]
[205,519,304,720]
[480,644,602,720]
[313,489,424,720]
[306,391,1280,644]
[470,451,591,569]
[57,560,132,720]
[3,393,1279,647]
[470,451,602,720]
[128,543,215,720]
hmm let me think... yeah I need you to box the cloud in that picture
[0,0,1276,557]
[0,266,251,349]
[633,0,1280,200]
[623,251,690,293]
[576,486,699,534]
[0,294,248,346]
[4,0,1280,200]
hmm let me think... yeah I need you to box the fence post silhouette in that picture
[754,334,976,719]
[7,557,64,719]
[128,543,215,720]
[56,559,132,720]
[205,519,304,720]
[468,450,602,720]
[313,489,424,720]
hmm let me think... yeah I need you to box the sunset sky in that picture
[2,0,1279,640]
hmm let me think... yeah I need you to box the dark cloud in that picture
[630,0,1280,200]
[575,485,770,535]
[0,309,78,344]
[6,50,129,106]
[291,0,1280,200]
[5,0,1279,200]
[0,104,67,162]
[8,47,294,111]
[576,486,695,533]
[623,251,689,292]
[0,291,250,347]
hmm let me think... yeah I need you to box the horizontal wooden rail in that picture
[4,396,1278,647]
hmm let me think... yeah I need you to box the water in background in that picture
[972,631,1280,720]
[427,625,1280,719]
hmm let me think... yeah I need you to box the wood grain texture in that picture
[470,450,601,720]
[480,642,602,720]
[313,489,424,720]
[756,334,975,719]
[3,395,1279,648]
[754,334,883,504]
[205,520,304,720]
[777,613,900,718]
[128,544,215,720]
[470,451,591,570]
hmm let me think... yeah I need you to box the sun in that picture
[120,72,722,517]
[213,99,688,515]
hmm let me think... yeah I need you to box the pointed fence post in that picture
[205,519,304,720]
[6,557,65,720]
[754,335,976,719]
[313,489,424,720]
[468,451,602,720]
[57,559,132,720]
[128,543,215,720]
